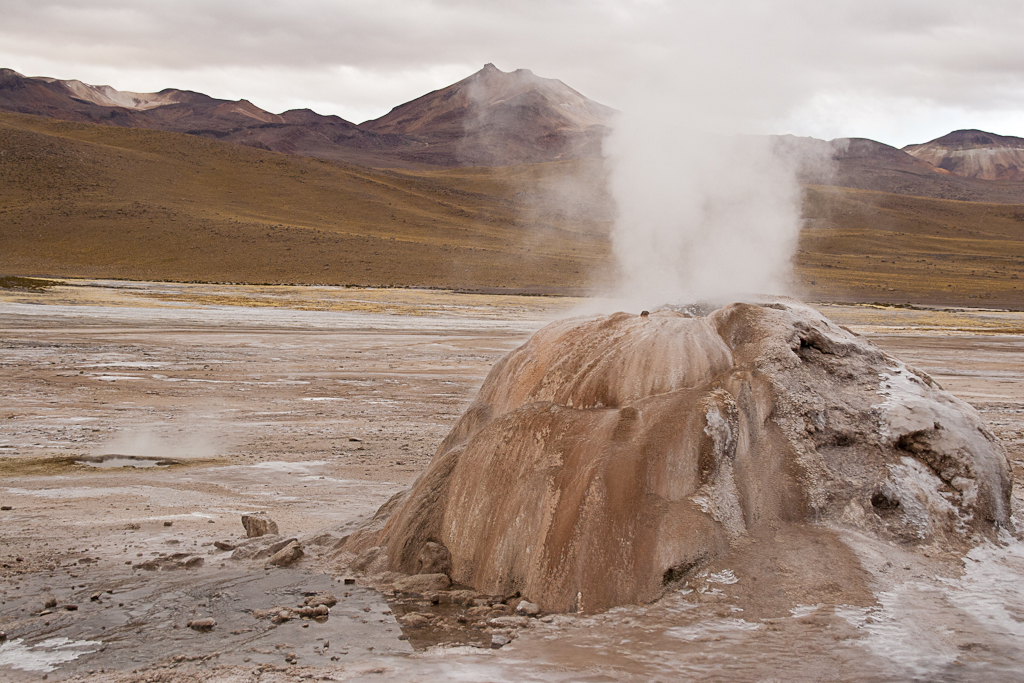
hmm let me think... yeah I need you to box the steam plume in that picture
[604,114,819,308]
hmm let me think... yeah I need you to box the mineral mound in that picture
[339,301,1011,612]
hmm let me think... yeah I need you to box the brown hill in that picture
[778,134,1024,204]
[361,63,615,166]
[904,129,1024,181]
[0,110,610,291]
[0,68,425,168]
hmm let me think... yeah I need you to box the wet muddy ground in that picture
[1,282,1023,682]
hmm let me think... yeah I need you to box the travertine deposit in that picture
[341,300,1012,612]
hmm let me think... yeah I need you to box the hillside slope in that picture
[796,185,1024,307]
[781,135,1024,203]
[0,111,609,291]
[904,129,1024,181]
[2,111,1022,307]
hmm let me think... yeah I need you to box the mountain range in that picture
[0,64,613,169]
[4,64,1024,201]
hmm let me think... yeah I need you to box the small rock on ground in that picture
[187,618,216,631]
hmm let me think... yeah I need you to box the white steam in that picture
[604,115,821,308]
[94,426,223,461]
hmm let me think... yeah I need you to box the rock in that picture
[254,537,297,560]
[294,604,329,618]
[214,541,237,551]
[516,600,540,615]
[491,634,511,648]
[303,593,337,608]
[181,556,204,569]
[416,541,452,575]
[230,536,294,561]
[90,592,102,602]
[0,506,12,511]
[266,541,303,567]
[489,615,529,628]
[64,604,78,611]
[187,618,216,631]
[339,301,1013,612]
[393,573,451,593]
[163,521,173,527]
[448,590,478,606]
[43,596,57,609]
[398,612,432,627]
[242,514,279,538]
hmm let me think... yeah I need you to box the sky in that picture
[2,0,1024,147]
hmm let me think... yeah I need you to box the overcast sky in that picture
[3,0,1024,147]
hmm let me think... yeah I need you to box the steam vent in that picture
[340,301,1012,612]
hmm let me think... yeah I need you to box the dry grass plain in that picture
[797,186,1024,308]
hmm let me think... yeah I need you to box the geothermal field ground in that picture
[1,280,1023,682]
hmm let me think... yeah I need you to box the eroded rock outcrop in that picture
[339,300,1012,612]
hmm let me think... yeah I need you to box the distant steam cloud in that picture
[604,113,825,308]
[94,425,223,461]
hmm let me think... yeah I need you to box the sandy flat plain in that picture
[1,282,1023,682]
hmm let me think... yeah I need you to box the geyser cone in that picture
[340,300,1012,612]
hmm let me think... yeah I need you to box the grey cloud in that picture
[2,0,1024,141]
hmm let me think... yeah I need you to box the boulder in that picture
[254,538,297,561]
[340,301,1012,612]
[516,600,540,616]
[241,514,279,538]
[266,541,304,567]
[416,541,452,575]
[393,573,451,593]
[230,536,295,561]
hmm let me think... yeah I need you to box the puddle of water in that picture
[79,458,166,469]
[0,567,411,676]
[76,455,177,468]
